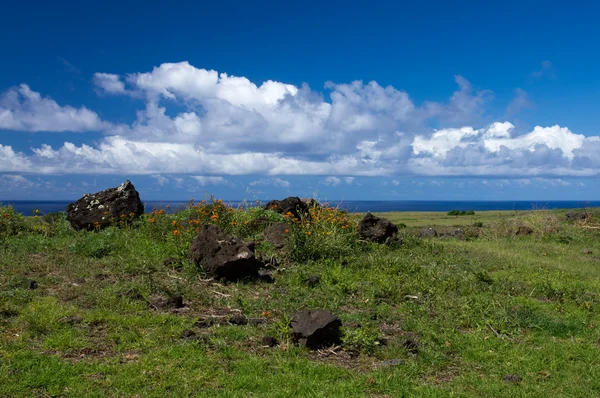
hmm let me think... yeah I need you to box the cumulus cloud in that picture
[93,73,127,94]
[191,175,228,186]
[1,61,599,178]
[322,176,342,186]
[249,177,291,188]
[409,122,599,176]
[0,84,110,132]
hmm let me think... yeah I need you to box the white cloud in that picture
[191,175,228,186]
[0,174,37,189]
[0,84,110,132]
[93,73,126,94]
[322,176,342,186]
[249,177,291,188]
[152,174,169,186]
[1,61,600,179]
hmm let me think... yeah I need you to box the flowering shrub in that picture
[287,203,361,262]
[0,205,28,239]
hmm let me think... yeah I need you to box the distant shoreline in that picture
[2,199,599,215]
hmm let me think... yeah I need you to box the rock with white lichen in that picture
[66,180,144,231]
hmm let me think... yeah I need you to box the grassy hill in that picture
[1,201,599,397]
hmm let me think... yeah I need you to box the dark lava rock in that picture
[264,197,309,220]
[188,224,261,281]
[258,269,275,283]
[419,228,437,238]
[504,374,523,384]
[358,213,398,243]
[27,280,38,290]
[290,309,342,349]
[194,318,215,328]
[163,257,182,268]
[63,315,83,325]
[516,226,534,236]
[261,335,279,347]
[566,212,587,221]
[66,180,144,231]
[181,329,197,340]
[305,275,321,287]
[300,198,319,209]
[453,228,465,238]
[262,222,290,249]
[229,314,248,326]
[402,338,419,353]
[167,295,184,309]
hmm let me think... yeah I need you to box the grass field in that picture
[1,202,599,397]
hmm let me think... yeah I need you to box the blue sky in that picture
[1,0,599,200]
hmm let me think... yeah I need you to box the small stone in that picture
[181,330,197,340]
[504,374,522,384]
[402,338,419,353]
[27,280,38,290]
[261,336,278,347]
[194,318,214,328]
[64,315,83,325]
[163,257,182,268]
[229,314,248,326]
[418,228,437,238]
[583,248,593,255]
[258,269,275,283]
[167,295,184,309]
[305,275,321,287]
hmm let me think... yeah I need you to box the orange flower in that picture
[172,220,177,225]
[148,217,155,223]
[120,214,125,218]
[284,229,289,234]
[129,212,135,217]
[305,231,311,236]
[173,230,181,237]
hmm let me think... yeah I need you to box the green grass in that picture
[1,202,600,397]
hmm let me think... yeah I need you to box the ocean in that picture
[2,200,598,215]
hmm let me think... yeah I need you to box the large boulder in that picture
[264,197,309,220]
[188,225,261,281]
[291,310,342,349]
[358,213,398,243]
[66,180,144,231]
